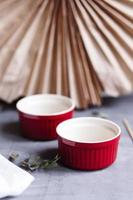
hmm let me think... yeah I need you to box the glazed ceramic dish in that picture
[57,117,121,170]
[16,94,75,140]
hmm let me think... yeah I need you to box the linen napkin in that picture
[0,154,34,198]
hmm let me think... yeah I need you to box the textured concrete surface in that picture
[0,94,133,200]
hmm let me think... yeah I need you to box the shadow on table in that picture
[1,121,27,141]
[102,94,133,107]
[0,100,17,112]
[36,148,97,173]
[37,147,58,159]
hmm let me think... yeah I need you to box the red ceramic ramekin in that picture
[16,94,75,140]
[56,117,121,170]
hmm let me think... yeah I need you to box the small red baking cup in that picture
[56,117,121,170]
[16,94,75,140]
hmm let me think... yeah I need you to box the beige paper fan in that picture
[0,0,132,108]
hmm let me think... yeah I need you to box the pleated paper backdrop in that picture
[0,0,132,108]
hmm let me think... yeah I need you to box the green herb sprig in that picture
[8,153,60,172]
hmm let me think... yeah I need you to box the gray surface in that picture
[0,95,133,200]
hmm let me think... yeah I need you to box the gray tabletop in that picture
[0,94,133,200]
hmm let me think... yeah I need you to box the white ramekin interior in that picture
[57,117,121,143]
[16,94,75,116]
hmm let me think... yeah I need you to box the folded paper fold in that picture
[0,154,34,198]
[0,0,132,108]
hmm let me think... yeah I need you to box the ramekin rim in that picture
[56,117,121,144]
[16,94,75,116]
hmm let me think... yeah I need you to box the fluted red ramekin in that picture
[56,117,121,170]
[16,94,75,140]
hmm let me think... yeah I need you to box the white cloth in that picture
[0,154,34,198]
